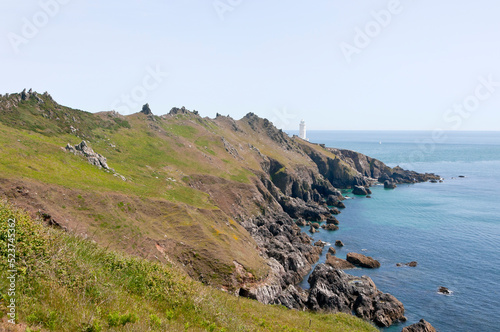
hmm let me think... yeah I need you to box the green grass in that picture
[0,202,377,332]
[167,124,198,139]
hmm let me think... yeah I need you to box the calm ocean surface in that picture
[289,130,500,332]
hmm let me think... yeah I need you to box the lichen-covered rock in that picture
[65,141,110,170]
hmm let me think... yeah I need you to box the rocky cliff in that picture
[0,90,439,327]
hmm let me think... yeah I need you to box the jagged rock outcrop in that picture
[168,106,191,115]
[402,319,437,332]
[307,264,405,327]
[346,252,381,268]
[188,113,436,326]
[295,141,369,188]
[65,141,110,169]
[329,148,440,184]
[278,196,330,221]
[221,136,241,159]
[384,180,397,189]
[352,185,370,195]
[141,103,152,115]
[239,211,323,304]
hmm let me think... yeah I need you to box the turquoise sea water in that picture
[290,130,500,332]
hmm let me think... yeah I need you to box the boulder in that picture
[309,226,317,234]
[384,180,397,189]
[346,252,380,268]
[311,222,320,229]
[402,319,437,332]
[330,208,340,215]
[352,185,369,195]
[325,254,354,269]
[326,195,344,206]
[314,240,326,248]
[335,240,344,247]
[326,216,339,225]
[307,264,405,327]
[328,247,336,255]
[324,224,339,231]
[334,201,346,209]
[295,218,307,226]
[438,287,452,295]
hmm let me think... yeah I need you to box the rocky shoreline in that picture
[217,114,441,328]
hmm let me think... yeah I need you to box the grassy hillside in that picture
[0,92,279,288]
[0,202,377,332]
[0,91,351,289]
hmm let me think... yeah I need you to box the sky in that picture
[1,0,499,131]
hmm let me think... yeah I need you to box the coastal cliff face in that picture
[0,90,438,327]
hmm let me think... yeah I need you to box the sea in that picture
[288,130,500,332]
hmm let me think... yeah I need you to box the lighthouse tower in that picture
[299,119,306,140]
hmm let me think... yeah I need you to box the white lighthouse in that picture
[299,119,306,140]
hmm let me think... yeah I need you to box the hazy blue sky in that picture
[1,1,499,130]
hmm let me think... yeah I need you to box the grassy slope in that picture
[0,94,270,286]
[0,93,330,287]
[0,202,377,332]
[0,93,378,330]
